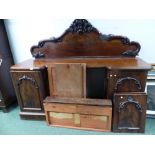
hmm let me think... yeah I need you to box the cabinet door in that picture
[113,93,147,133]
[11,70,47,112]
[107,70,147,98]
[48,63,86,98]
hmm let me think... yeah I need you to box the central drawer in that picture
[43,97,112,132]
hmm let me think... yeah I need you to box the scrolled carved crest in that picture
[31,19,141,58]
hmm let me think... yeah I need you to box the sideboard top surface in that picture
[10,57,152,70]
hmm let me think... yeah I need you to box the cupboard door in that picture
[113,93,147,133]
[11,70,48,113]
[48,63,86,98]
[107,70,147,98]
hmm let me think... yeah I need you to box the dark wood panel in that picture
[11,68,49,119]
[31,19,140,58]
[44,97,112,132]
[113,93,147,133]
[107,70,148,98]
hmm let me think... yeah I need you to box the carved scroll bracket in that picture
[115,77,142,91]
[17,75,39,89]
[118,96,143,112]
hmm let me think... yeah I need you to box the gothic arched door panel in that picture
[113,93,147,133]
[11,69,49,119]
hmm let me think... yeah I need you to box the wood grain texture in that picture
[10,68,49,120]
[30,19,141,58]
[10,19,151,133]
[48,63,86,98]
[107,70,148,98]
[113,92,147,133]
[44,97,112,132]
[10,57,152,70]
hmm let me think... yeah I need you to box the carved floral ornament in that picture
[66,19,98,34]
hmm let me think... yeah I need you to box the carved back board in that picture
[30,19,141,58]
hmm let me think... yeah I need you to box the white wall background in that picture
[5,19,155,64]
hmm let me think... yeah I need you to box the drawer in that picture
[112,92,147,133]
[44,97,112,132]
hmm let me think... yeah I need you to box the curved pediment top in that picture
[31,19,141,59]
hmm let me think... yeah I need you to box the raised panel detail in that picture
[17,75,42,110]
[10,69,49,119]
[113,93,147,133]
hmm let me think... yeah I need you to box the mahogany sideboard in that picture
[10,19,152,133]
[0,19,16,112]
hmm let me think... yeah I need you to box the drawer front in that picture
[80,114,111,131]
[107,70,147,98]
[44,103,112,116]
[113,93,147,133]
[44,103,77,113]
[77,105,112,116]
[44,103,112,131]
[11,70,48,112]
[48,112,77,127]
[46,111,111,131]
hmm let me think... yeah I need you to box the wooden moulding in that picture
[47,63,86,98]
[43,97,112,132]
[30,19,141,59]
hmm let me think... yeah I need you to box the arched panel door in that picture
[113,93,147,133]
[11,69,49,116]
[17,75,42,111]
